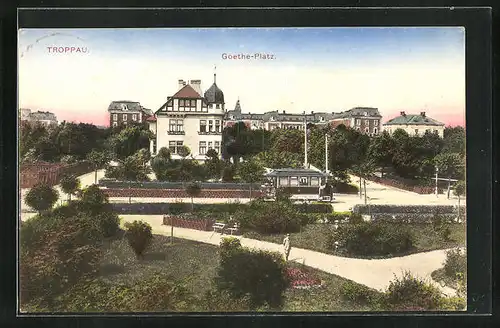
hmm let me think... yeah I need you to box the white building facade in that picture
[149,76,225,161]
[382,111,445,138]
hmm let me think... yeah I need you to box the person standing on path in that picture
[283,234,291,261]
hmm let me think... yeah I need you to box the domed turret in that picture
[204,68,225,105]
[204,83,224,104]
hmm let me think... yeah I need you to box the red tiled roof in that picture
[146,116,157,122]
[172,85,203,99]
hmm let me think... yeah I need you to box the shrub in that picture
[382,271,445,310]
[216,237,289,309]
[97,212,121,238]
[327,222,414,257]
[59,174,81,201]
[124,220,153,259]
[332,181,359,194]
[25,183,59,214]
[235,200,303,234]
[341,280,379,304]
[443,248,466,278]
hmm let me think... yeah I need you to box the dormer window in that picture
[121,104,128,111]
[363,112,368,116]
[320,117,325,122]
[271,116,275,121]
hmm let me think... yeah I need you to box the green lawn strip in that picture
[98,233,380,311]
[242,223,466,259]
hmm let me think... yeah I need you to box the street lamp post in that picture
[435,166,439,197]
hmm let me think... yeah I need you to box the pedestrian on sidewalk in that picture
[283,233,291,261]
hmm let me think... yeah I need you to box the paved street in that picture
[117,214,458,297]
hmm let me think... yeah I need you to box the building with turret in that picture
[148,73,225,160]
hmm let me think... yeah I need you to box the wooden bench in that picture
[212,222,226,234]
[227,223,240,235]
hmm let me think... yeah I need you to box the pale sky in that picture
[18,27,465,126]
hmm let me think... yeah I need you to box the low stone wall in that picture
[103,188,262,199]
[163,215,215,231]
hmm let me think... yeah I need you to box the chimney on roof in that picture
[189,79,203,96]
[311,111,314,114]
[400,111,406,116]
[420,111,426,117]
[283,110,285,114]
[178,79,186,90]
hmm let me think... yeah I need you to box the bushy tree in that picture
[87,150,111,184]
[434,152,464,198]
[124,220,153,259]
[20,215,103,307]
[59,174,81,201]
[367,131,395,177]
[107,123,153,160]
[215,237,289,310]
[25,183,59,214]
[105,150,152,182]
[204,149,223,180]
[79,184,110,215]
[177,145,191,158]
[238,159,265,198]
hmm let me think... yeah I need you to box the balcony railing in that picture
[198,131,222,135]
[167,130,185,135]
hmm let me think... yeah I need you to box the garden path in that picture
[119,214,459,297]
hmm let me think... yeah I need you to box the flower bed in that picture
[103,188,259,199]
[286,267,323,289]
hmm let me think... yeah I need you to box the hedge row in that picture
[369,176,437,194]
[369,213,464,223]
[352,204,466,215]
[99,178,261,190]
[111,202,332,215]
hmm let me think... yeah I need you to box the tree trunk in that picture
[447,177,451,199]
[359,176,362,198]
[363,179,367,205]
[171,224,174,245]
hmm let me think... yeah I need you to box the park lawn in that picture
[98,233,379,312]
[243,223,466,259]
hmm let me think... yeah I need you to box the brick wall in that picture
[163,215,215,231]
[103,188,262,198]
[20,161,93,188]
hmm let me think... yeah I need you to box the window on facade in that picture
[426,129,430,134]
[199,141,207,155]
[290,177,299,186]
[214,141,220,154]
[310,177,319,186]
[200,120,207,132]
[169,141,183,154]
[123,114,127,120]
[123,121,128,126]
[374,120,379,126]
[132,114,137,121]
[215,120,221,132]
[365,127,369,133]
[112,122,118,127]
[374,128,378,134]
[208,141,213,150]
[216,104,220,109]
[279,177,289,187]
[152,140,157,154]
[363,112,368,116]
[434,129,438,134]
[179,100,185,107]
[112,114,117,121]
[191,100,196,107]
[208,120,214,132]
[355,119,361,125]
[299,177,308,186]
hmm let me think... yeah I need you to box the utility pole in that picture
[325,133,329,174]
[304,113,308,168]
[435,166,439,197]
